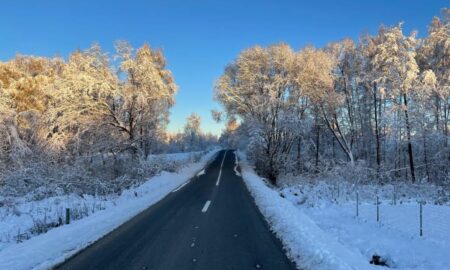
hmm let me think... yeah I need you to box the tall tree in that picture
[216,44,299,183]
[115,42,178,156]
[371,24,420,182]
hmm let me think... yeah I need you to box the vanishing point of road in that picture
[56,150,297,270]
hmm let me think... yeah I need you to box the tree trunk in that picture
[315,123,320,173]
[435,95,440,131]
[445,98,449,177]
[423,132,430,182]
[140,126,144,150]
[445,98,449,149]
[332,137,335,160]
[267,148,277,185]
[403,93,416,183]
[297,136,302,174]
[373,82,381,176]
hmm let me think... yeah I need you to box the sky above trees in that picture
[0,0,445,135]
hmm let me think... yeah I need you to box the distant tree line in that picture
[166,112,219,153]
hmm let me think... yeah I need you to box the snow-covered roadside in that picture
[238,154,376,270]
[295,202,450,270]
[279,182,450,270]
[238,151,450,270]
[0,149,219,270]
[0,150,218,250]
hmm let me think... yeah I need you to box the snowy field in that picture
[0,149,219,270]
[239,153,450,270]
[297,202,450,269]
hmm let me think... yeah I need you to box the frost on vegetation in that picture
[0,41,218,199]
[0,150,215,250]
[0,151,206,199]
[215,10,450,189]
[240,152,450,270]
[0,150,218,269]
[278,173,450,208]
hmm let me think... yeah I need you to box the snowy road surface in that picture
[56,150,296,270]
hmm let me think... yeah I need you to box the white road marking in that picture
[196,169,205,177]
[172,181,189,193]
[216,151,228,186]
[233,152,241,176]
[201,200,211,213]
[234,165,241,177]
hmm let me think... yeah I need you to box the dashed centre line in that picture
[201,200,211,213]
[216,151,228,186]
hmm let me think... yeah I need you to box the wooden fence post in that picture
[66,208,71,225]
[420,202,423,237]
[356,192,359,217]
[376,196,379,222]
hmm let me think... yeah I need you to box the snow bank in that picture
[0,149,219,270]
[239,158,376,270]
[298,202,450,270]
[280,181,450,270]
[239,151,450,270]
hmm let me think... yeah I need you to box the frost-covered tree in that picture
[417,9,450,140]
[370,24,420,182]
[114,41,177,156]
[183,112,201,151]
[295,45,361,166]
[0,41,182,196]
[216,44,301,183]
[217,10,450,185]
[0,56,61,164]
[211,109,223,123]
[164,113,217,153]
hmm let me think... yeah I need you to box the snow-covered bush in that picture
[0,150,208,198]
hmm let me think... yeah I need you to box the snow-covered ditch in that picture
[0,149,219,270]
[238,153,450,270]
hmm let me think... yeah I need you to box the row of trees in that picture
[167,113,218,153]
[216,9,449,185]
[0,42,220,195]
[0,42,177,167]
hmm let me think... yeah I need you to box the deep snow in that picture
[238,151,450,270]
[238,154,376,270]
[0,149,219,270]
[280,183,450,270]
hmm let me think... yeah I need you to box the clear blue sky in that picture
[0,0,446,135]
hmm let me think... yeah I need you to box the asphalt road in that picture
[56,150,297,270]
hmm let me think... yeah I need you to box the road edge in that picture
[237,151,376,270]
